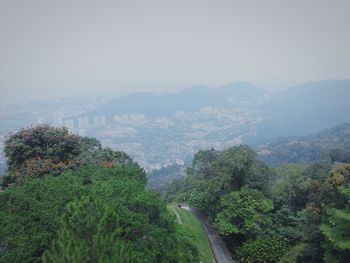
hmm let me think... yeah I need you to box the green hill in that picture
[256,123,350,164]
[163,144,350,262]
[0,126,199,262]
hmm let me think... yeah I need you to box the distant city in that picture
[1,80,350,173]
[0,84,263,172]
[0,103,260,172]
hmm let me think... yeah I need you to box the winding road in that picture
[181,205,234,263]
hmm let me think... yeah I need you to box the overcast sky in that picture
[1,0,350,104]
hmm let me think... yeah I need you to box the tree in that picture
[0,165,198,262]
[214,186,273,237]
[2,125,143,186]
[4,125,82,170]
[237,237,288,263]
[320,186,350,263]
[3,125,94,181]
[43,196,135,263]
[300,163,350,262]
[270,164,310,211]
[0,171,82,263]
[177,145,268,219]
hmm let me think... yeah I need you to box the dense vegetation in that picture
[147,164,185,190]
[2,125,134,184]
[0,126,199,262]
[2,124,350,262]
[164,145,350,263]
[256,123,350,164]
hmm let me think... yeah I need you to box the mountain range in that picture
[79,79,350,140]
[87,81,265,118]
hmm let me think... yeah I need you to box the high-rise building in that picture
[83,117,89,127]
[52,112,64,127]
[64,119,74,130]
[94,116,100,126]
[100,116,106,125]
[78,118,84,128]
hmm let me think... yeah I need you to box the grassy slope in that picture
[169,206,214,263]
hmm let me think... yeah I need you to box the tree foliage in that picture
[43,196,135,263]
[320,183,350,262]
[237,237,288,263]
[2,125,138,186]
[214,186,273,237]
[0,126,198,262]
[165,144,350,262]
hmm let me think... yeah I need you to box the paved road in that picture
[181,205,234,263]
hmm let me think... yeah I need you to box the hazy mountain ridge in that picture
[255,79,350,138]
[65,79,350,170]
[84,81,267,118]
[79,79,350,135]
[2,80,349,172]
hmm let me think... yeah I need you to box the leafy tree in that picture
[4,125,82,170]
[0,171,83,263]
[269,206,304,244]
[279,243,307,263]
[214,186,273,238]
[192,148,218,179]
[3,126,85,182]
[2,125,141,186]
[169,145,270,219]
[300,164,350,262]
[303,161,331,181]
[0,165,198,262]
[270,164,310,211]
[237,237,288,263]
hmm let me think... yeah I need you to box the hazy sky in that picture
[1,0,350,104]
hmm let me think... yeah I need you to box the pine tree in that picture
[42,196,135,263]
[320,186,350,263]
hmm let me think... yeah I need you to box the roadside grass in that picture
[169,205,214,263]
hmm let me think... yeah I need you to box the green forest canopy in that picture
[0,126,199,262]
[2,125,350,263]
[164,145,350,263]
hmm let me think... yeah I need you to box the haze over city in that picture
[2,1,350,262]
[1,0,350,104]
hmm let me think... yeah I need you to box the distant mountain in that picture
[255,79,350,139]
[61,79,350,170]
[256,123,350,164]
[75,79,350,143]
[83,81,266,118]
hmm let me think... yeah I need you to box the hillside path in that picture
[170,206,183,224]
[181,205,234,263]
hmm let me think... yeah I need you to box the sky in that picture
[0,0,350,104]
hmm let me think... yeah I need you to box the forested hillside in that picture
[256,123,350,164]
[2,125,350,263]
[0,126,199,262]
[164,145,350,262]
[147,164,186,190]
